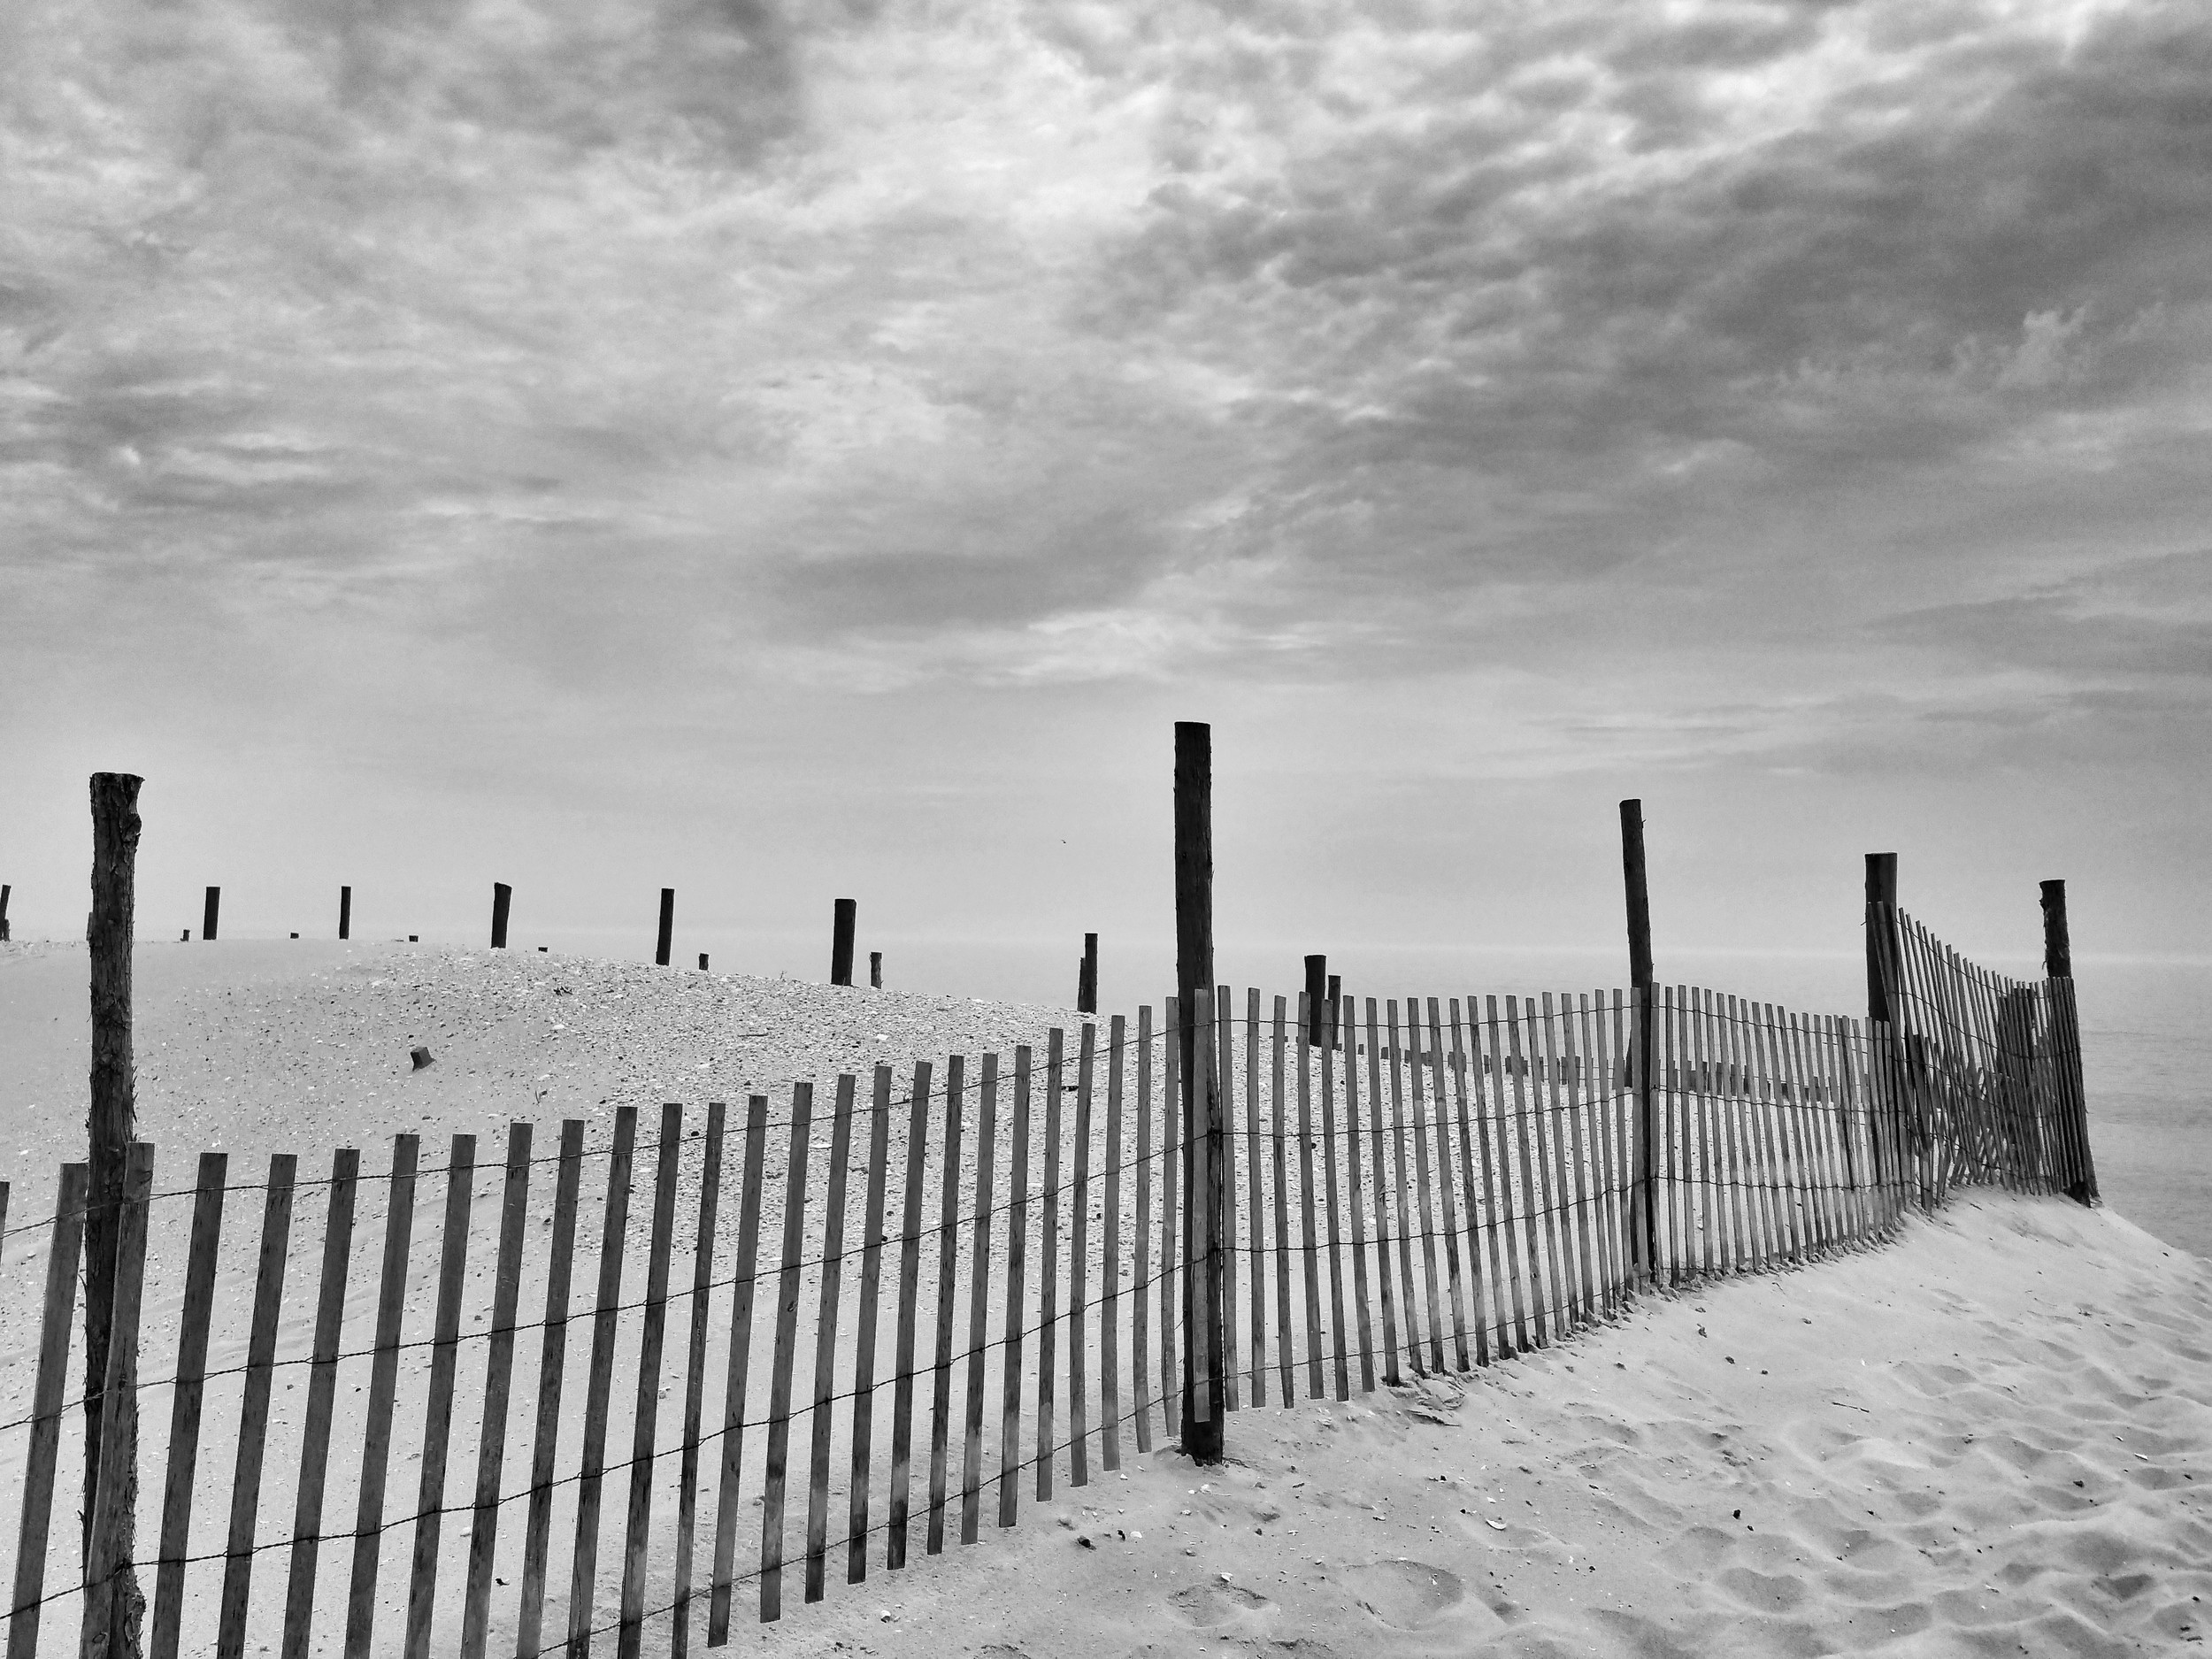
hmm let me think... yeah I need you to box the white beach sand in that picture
[3,940,2208,1656]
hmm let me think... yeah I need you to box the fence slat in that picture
[887,1061,933,1567]
[463,1126,534,1659]
[82,1142,156,1659]
[1243,991,1268,1404]
[212,1153,296,1659]
[1502,999,1553,1338]
[1295,993,1326,1395]
[617,1107,683,1649]
[848,1067,894,1584]
[1037,1031,1064,1499]
[1448,1002,1494,1364]
[1558,999,1598,1321]
[925,1056,965,1549]
[1158,998,1180,1433]
[758,1085,814,1623]
[1344,993,1378,1390]
[1068,1026,1094,1483]
[6,1163,89,1659]
[565,1106,638,1655]
[1133,1008,1154,1452]
[998,1048,1033,1527]
[805,1080,856,1599]
[518,1121,587,1658]
[1425,999,1471,1371]
[1274,995,1299,1399]
[151,1152,229,1659]
[669,1104,723,1658]
[1366,999,1406,1379]
[403,1136,477,1659]
[707,1097,770,1642]
[1480,1000,1529,1354]
[1216,985,1239,1414]
[1317,999,1350,1399]
[344,1135,419,1659]
[961,1055,1000,1543]
[1102,1018,1126,1464]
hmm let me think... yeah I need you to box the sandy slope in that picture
[4,941,2208,1657]
[750,1192,2211,1658]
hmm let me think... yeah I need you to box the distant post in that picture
[1620,800,1656,1284]
[2040,879,2099,1205]
[831,899,856,987]
[338,885,351,941]
[86,772,147,1649]
[1176,722,1224,1463]
[656,888,675,967]
[1077,933,1099,1014]
[698,953,710,972]
[1,881,11,941]
[869,950,882,989]
[202,886,220,942]
[1303,955,1326,1047]
[490,883,511,950]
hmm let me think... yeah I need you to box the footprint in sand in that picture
[1167,1582,1271,1627]
[1344,1559,1473,1632]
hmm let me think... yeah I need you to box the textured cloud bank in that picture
[3,0,2207,952]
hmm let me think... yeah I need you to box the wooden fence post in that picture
[82,1141,154,1659]
[2,881,12,941]
[870,949,883,989]
[1865,853,1899,1201]
[85,771,144,1647]
[1303,956,1326,1048]
[657,888,675,967]
[2040,879,2099,1204]
[338,885,351,941]
[492,882,512,949]
[1620,800,1657,1285]
[1078,933,1098,1014]
[832,898,856,986]
[202,886,219,941]
[1176,722,1224,1463]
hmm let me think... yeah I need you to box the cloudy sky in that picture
[4,0,2207,1000]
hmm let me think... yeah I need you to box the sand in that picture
[4,940,2208,1656]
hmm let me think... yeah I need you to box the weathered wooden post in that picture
[869,949,882,989]
[491,883,511,950]
[338,885,351,941]
[1,881,11,941]
[1176,722,1224,1463]
[1865,853,1900,1204]
[831,899,856,987]
[1077,933,1098,1014]
[1303,956,1326,1048]
[698,953,710,972]
[1325,973,1340,1050]
[1620,800,1657,1285]
[86,772,148,1655]
[2040,879,2099,1205]
[201,885,219,942]
[656,888,675,967]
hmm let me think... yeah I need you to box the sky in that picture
[4,0,2208,1006]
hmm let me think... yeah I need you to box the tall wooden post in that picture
[2040,879,2098,1204]
[1865,853,1899,1198]
[1176,722,1223,1463]
[1,881,12,941]
[491,883,511,950]
[1619,800,1656,1284]
[656,888,675,967]
[2039,879,2071,979]
[869,950,882,989]
[338,886,351,941]
[87,772,147,1656]
[831,899,856,987]
[1077,933,1098,1014]
[1303,956,1326,1048]
[201,886,219,942]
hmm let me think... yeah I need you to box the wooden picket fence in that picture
[0,909,2094,1655]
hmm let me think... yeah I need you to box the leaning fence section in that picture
[2,935,2094,1652]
